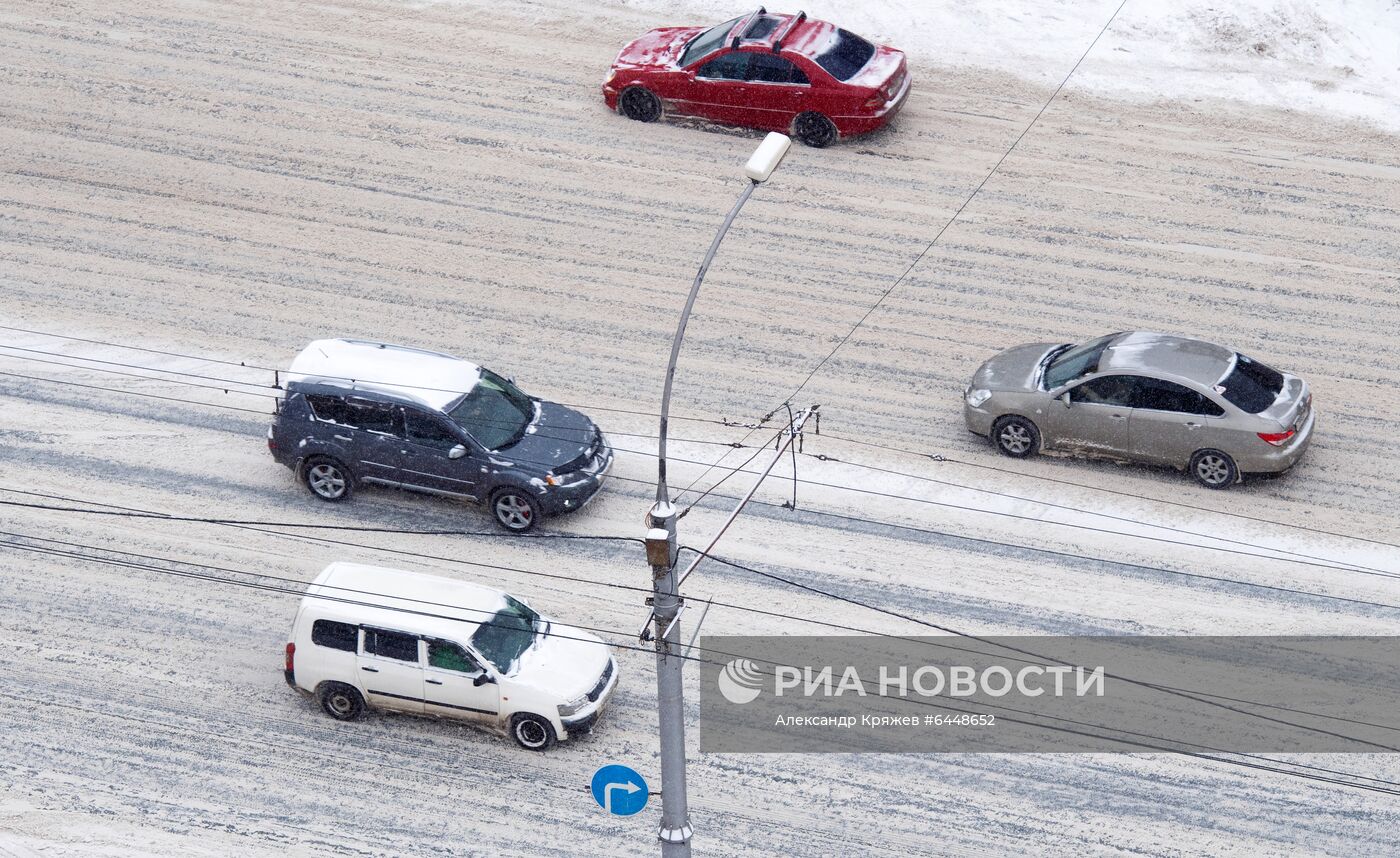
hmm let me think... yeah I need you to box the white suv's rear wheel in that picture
[318,682,365,721]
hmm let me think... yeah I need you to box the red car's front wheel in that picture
[619,86,662,123]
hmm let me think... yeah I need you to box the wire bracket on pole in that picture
[682,599,713,658]
[659,602,686,642]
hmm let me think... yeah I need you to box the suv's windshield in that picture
[1218,353,1284,413]
[447,368,534,450]
[1044,334,1118,389]
[680,16,741,67]
[470,596,541,674]
[814,29,875,81]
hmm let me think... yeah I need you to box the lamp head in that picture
[744,132,792,183]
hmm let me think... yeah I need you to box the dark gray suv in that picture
[267,340,613,532]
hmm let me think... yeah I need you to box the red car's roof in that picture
[725,12,835,60]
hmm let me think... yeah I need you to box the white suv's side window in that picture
[427,640,482,674]
[362,628,420,662]
[311,619,357,652]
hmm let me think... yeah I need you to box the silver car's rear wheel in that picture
[992,416,1040,458]
[1190,449,1237,489]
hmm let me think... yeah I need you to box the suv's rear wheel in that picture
[794,112,838,148]
[1190,449,1237,489]
[619,86,662,122]
[318,682,365,721]
[992,416,1040,458]
[304,457,353,502]
[510,713,556,751]
[490,487,540,533]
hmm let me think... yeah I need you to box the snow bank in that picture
[615,0,1400,130]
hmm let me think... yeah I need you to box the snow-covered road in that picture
[1,0,1398,854]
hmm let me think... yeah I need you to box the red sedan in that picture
[602,9,910,147]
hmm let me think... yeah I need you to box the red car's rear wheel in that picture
[794,112,838,148]
[619,86,662,123]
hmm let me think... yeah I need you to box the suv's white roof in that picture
[286,339,480,411]
[303,562,511,641]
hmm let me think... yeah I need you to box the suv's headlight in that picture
[558,694,590,717]
[965,388,992,407]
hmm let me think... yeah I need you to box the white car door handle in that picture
[361,666,378,673]
[425,679,443,686]
[1185,422,1201,429]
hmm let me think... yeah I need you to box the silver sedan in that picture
[962,331,1315,488]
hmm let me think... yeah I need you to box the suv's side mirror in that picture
[1059,391,1072,408]
[473,673,496,687]
[448,444,468,460]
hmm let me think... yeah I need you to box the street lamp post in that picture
[645,132,793,857]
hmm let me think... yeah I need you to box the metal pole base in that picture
[659,821,694,845]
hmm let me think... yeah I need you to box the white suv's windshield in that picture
[470,596,541,673]
[446,369,534,450]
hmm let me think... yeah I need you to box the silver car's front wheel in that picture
[993,416,1040,459]
[1190,449,1237,489]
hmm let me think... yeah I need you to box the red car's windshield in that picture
[680,17,741,67]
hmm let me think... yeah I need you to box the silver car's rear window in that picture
[1218,354,1284,413]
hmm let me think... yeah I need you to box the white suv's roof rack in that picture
[286,339,481,411]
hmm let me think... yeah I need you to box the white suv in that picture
[284,562,618,750]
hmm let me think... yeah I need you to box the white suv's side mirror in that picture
[1059,391,1072,408]
[449,444,468,459]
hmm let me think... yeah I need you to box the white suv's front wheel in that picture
[510,713,556,751]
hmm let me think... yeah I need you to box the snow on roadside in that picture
[614,0,1400,130]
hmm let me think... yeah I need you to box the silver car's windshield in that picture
[446,369,534,451]
[1044,334,1117,389]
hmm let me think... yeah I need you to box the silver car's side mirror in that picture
[1059,392,1072,408]
[448,444,468,459]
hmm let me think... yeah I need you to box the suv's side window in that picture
[363,628,420,662]
[404,408,462,451]
[747,53,809,84]
[427,640,481,673]
[1069,375,1138,407]
[697,51,749,80]
[1135,377,1225,416]
[346,398,400,435]
[311,619,358,652]
[306,394,355,426]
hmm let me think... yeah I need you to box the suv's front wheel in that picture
[490,487,540,533]
[510,713,556,751]
[304,457,353,502]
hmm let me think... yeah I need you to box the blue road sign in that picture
[591,764,649,816]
